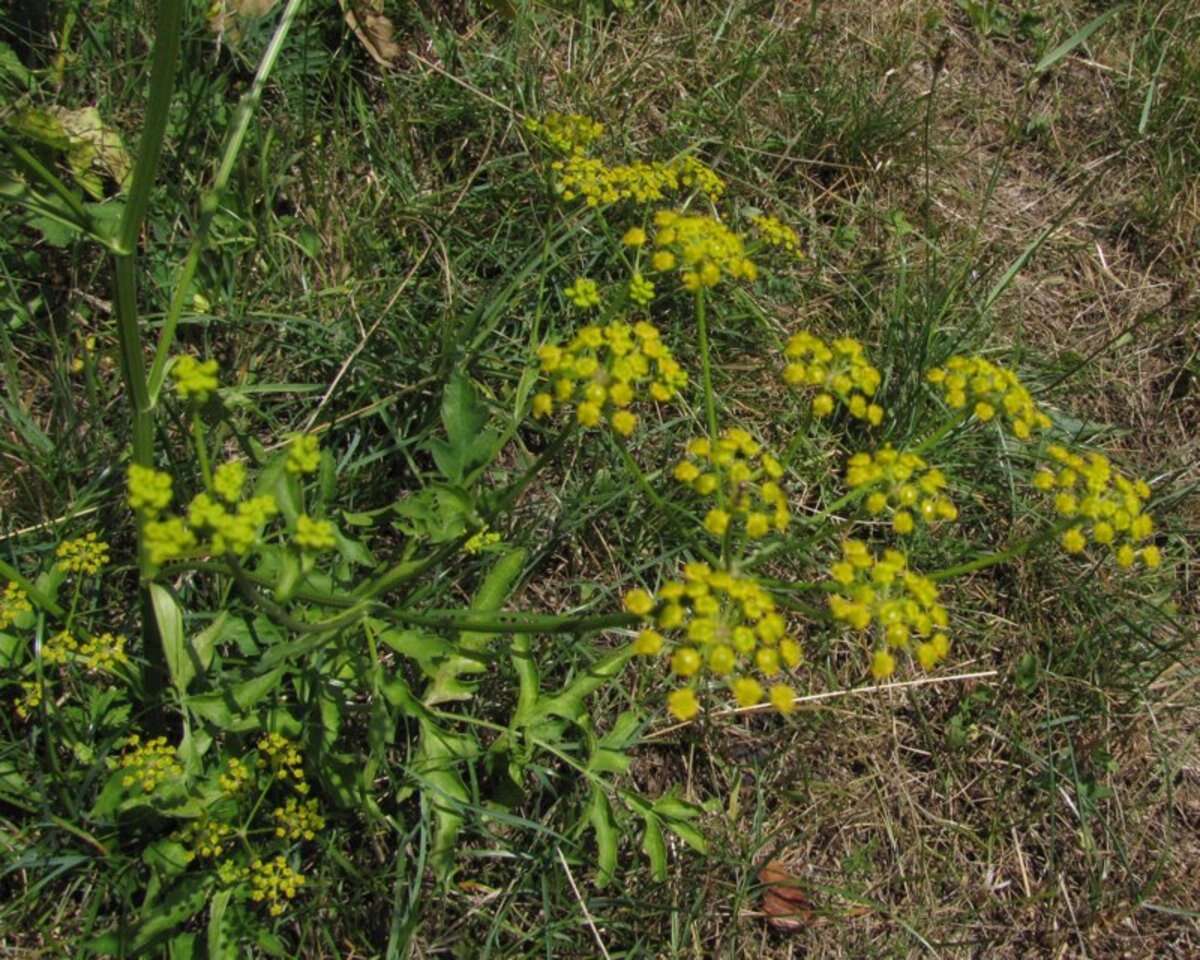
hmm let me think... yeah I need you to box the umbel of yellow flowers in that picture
[624,563,805,720]
[672,428,790,539]
[532,320,687,435]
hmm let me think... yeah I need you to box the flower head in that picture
[673,429,790,540]
[624,564,803,718]
[0,582,32,630]
[531,320,687,435]
[127,465,173,516]
[55,533,110,575]
[171,355,220,404]
[650,210,756,291]
[926,355,1051,439]
[783,333,884,425]
[524,113,604,155]
[249,855,306,917]
[827,541,951,677]
[845,446,958,534]
[119,735,182,793]
[550,154,724,208]
[750,214,804,259]
[564,277,602,309]
[212,460,247,504]
[286,434,321,475]
[1034,446,1158,568]
[294,514,337,552]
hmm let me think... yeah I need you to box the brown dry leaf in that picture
[339,0,402,67]
[758,860,811,932]
[207,0,281,42]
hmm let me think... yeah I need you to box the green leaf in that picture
[426,369,500,484]
[588,710,641,775]
[586,786,618,887]
[641,811,667,881]
[129,875,212,953]
[206,889,237,959]
[534,646,635,724]
[151,584,190,697]
[1034,6,1123,75]
[0,42,31,88]
[144,839,192,879]
[424,548,526,706]
[417,717,475,882]
[184,666,286,730]
[380,628,451,679]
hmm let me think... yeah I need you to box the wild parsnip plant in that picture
[1,1,1194,956]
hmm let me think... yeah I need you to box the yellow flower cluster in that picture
[524,112,605,154]
[926,355,1051,440]
[127,465,173,514]
[188,491,280,557]
[55,533,110,575]
[143,516,197,565]
[212,460,246,503]
[564,276,601,309]
[249,855,306,916]
[551,154,725,207]
[531,321,687,436]
[0,581,32,630]
[176,817,234,861]
[286,434,321,475]
[624,563,804,720]
[257,733,309,794]
[171,355,220,404]
[827,541,950,679]
[1033,445,1160,568]
[672,429,789,539]
[750,214,803,258]
[464,527,501,554]
[845,446,958,534]
[16,681,41,719]
[42,630,128,672]
[219,756,251,794]
[273,797,325,841]
[782,333,884,424]
[119,735,183,793]
[649,210,756,291]
[294,514,337,551]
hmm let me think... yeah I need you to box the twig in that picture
[556,847,612,960]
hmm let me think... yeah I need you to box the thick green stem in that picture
[147,0,306,399]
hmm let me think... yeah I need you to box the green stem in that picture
[191,411,212,489]
[694,289,719,444]
[928,520,1071,583]
[147,0,306,400]
[612,436,719,567]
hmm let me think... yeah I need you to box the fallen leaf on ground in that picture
[339,0,402,67]
[759,860,811,932]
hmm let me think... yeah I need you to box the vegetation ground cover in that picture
[1,1,1197,956]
